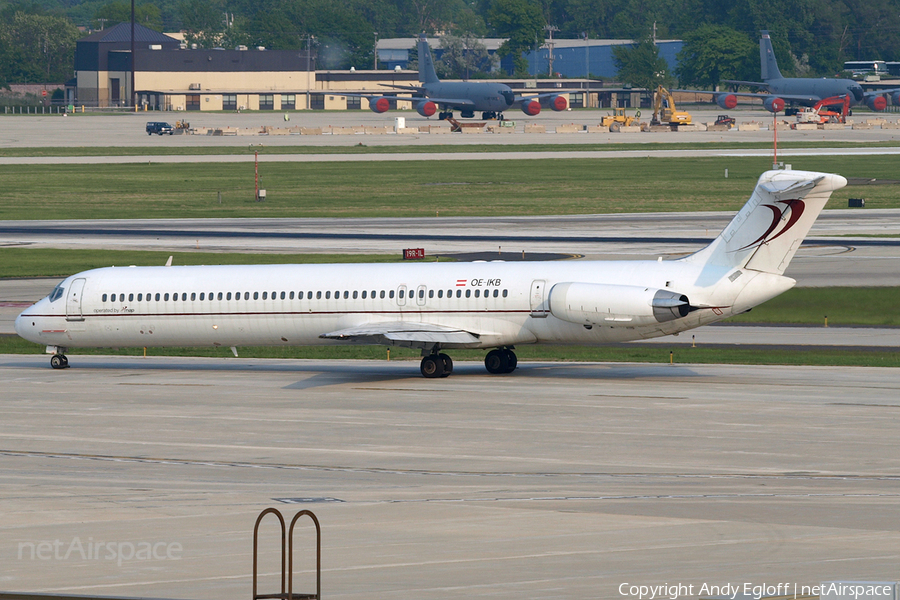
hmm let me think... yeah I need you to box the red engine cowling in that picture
[369,97,391,113]
[549,94,567,111]
[520,99,541,116]
[867,95,887,111]
[716,94,737,110]
[763,96,785,113]
[416,100,436,117]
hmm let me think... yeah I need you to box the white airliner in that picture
[16,169,846,377]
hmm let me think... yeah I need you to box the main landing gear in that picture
[484,347,517,374]
[420,352,453,378]
[419,347,518,378]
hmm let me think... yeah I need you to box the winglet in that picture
[165,255,173,267]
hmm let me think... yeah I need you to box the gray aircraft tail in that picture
[759,30,783,81]
[417,36,440,84]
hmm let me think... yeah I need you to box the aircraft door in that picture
[66,278,86,322]
[416,285,427,306]
[529,279,549,318]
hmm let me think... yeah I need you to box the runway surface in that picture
[1,355,898,600]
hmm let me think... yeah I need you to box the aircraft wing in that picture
[676,89,821,104]
[514,91,581,103]
[865,88,900,100]
[417,97,477,108]
[319,321,482,348]
[722,79,768,88]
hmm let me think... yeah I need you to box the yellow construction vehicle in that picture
[650,86,692,127]
[600,107,638,130]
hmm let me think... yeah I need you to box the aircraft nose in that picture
[14,311,31,339]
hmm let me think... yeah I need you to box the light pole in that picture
[130,0,135,108]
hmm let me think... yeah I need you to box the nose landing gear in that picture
[50,352,69,369]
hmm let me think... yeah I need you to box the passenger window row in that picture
[99,288,510,303]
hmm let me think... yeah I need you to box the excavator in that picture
[650,86,692,128]
[792,94,850,127]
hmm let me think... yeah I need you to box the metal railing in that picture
[252,508,321,600]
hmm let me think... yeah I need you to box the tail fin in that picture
[759,30,783,81]
[685,170,847,275]
[417,36,440,84]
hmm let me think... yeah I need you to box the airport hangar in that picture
[71,24,647,112]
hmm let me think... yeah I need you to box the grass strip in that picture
[728,287,900,327]
[2,155,900,220]
[0,248,416,278]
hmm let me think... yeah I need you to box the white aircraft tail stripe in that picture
[684,169,847,275]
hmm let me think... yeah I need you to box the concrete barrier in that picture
[584,125,606,133]
[554,123,580,133]
[882,121,900,129]
[851,123,873,130]
[523,124,545,134]
[488,126,515,133]
[794,123,818,130]
[821,123,845,130]
[738,122,761,131]
[866,118,886,126]
[268,128,290,135]
[429,127,451,134]
[706,124,730,132]
[364,127,390,135]
[644,125,673,132]
[396,127,420,134]
[299,127,322,135]
[460,126,484,134]
[332,127,360,135]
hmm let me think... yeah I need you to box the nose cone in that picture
[14,310,32,341]
[14,303,43,344]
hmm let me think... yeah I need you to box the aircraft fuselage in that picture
[765,77,865,106]
[422,81,515,112]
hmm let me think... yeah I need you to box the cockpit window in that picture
[48,284,65,302]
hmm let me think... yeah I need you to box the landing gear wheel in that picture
[438,353,453,377]
[484,349,509,374]
[420,354,445,378]
[503,349,517,373]
[50,354,69,369]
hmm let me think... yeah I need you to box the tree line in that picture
[3,0,899,88]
